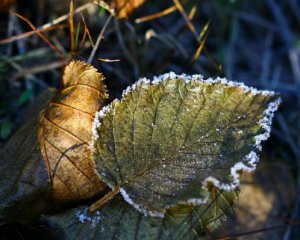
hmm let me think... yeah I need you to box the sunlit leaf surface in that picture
[92,73,280,217]
[39,61,108,201]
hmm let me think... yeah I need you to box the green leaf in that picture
[0,88,56,223]
[0,121,13,139]
[44,187,238,240]
[17,88,34,107]
[92,73,280,217]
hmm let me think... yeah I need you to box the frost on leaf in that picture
[44,187,238,239]
[92,72,281,217]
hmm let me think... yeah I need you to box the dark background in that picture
[0,0,299,239]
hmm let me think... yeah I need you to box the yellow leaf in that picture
[39,60,108,201]
[107,0,147,18]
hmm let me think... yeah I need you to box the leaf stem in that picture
[69,0,75,55]
[89,187,120,212]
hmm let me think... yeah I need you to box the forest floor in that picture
[0,0,299,239]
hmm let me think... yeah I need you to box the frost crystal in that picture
[255,98,281,150]
[185,195,209,205]
[76,208,101,227]
[120,188,164,218]
[107,72,277,110]
[91,105,114,151]
[122,77,150,98]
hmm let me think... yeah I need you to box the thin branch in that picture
[11,11,65,59]
[87,13,114,64]
[0,3,93,45]
[79,13,89,49]
[173,0,198,40]
[70,0,75,54]
[0,25,67,45]
[89,187,120,212]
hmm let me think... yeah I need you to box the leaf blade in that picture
[44,187,238,239]
[93,73,280,216]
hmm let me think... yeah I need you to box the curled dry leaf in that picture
[39,60,108,201]
[107,0,147,18]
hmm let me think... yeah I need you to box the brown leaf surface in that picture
[39,60,108,201]
[107,0,147,18]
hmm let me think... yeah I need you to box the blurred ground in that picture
[0,0,299,239]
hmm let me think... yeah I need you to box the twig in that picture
[1,55,42,86]
[12,11,65,59]
[98,58,121,62]
[12,61,66,81]
[91,0,115,15]
[42,2,93,29]
[87,13,114,64]
[183,21,210,72]
[6,6,15,56]
[79,13,90,48]
[0,25,68,45]
[135,0,189,24]
[89,187,120,212]
[0,3,93,45]
[69,0,75,55]
[218,218,300,240]
[136,5,177,24]
[216,224,288,240]
[173,0,198,40]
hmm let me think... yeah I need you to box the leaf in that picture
[0,89,55,223]
[38,60,108,201]
[107,0,147,18]
[44,186,238,240]
[92,72,281,217]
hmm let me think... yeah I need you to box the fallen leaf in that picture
[39,60,108,201]
[43,186,238,239]
[92,73,280,217]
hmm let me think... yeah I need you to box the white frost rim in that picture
[121,184,211,218]
[91,72,281,218]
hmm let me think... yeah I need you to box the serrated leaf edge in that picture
[91,72,281,217]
